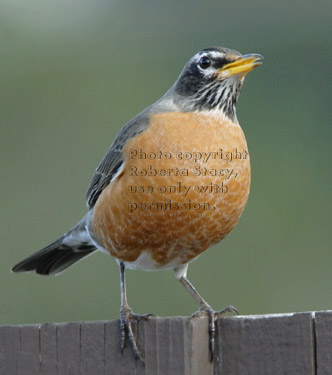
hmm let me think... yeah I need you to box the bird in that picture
[12,46,263,362]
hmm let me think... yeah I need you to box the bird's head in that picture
[173,47,263,121]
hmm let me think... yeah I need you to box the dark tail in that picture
[12,217,97,275]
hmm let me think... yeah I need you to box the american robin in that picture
[12,46,263,362]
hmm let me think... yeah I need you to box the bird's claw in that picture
[214,305,239,317]
[133,312,158,320]
[191,304,239,361]
[120,307,156,363]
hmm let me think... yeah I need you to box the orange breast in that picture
[91,112,250,267]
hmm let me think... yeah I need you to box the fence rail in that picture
[1,311,332,374]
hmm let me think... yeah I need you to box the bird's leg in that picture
[119,261,144,362]
[174,264,238,361]
[119,262,156,363]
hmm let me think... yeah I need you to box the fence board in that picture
[105,319,138,375]
[0,325,19,374]
[1,311,331,375]
[57,322,80,375]
[18,324,40,375]
[40,323,57,375]
[80,321,105,375]
[216,312,315,375]
[315,311,332,375]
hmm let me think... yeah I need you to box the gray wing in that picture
[86,110,152,208]
[85,88,181,209]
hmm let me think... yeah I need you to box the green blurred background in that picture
[1,0,332,325]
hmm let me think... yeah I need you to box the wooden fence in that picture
[1,311,332,374]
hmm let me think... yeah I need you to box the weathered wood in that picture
[80,321,105,375]
[1,311,331,374]
[57,322,80,375]
[0,325,19,374]
[137,316,213,375]
[216,312,315,375]
[105,319,139,374]
[40,323,57,375]
[315,311,332,375]
[18,325,40,374]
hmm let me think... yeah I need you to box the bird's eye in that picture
[198,56,211,69]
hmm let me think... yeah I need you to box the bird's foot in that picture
[120,306,157,362]
[191,304,239,361]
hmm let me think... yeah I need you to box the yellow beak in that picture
[218,54,263,78]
